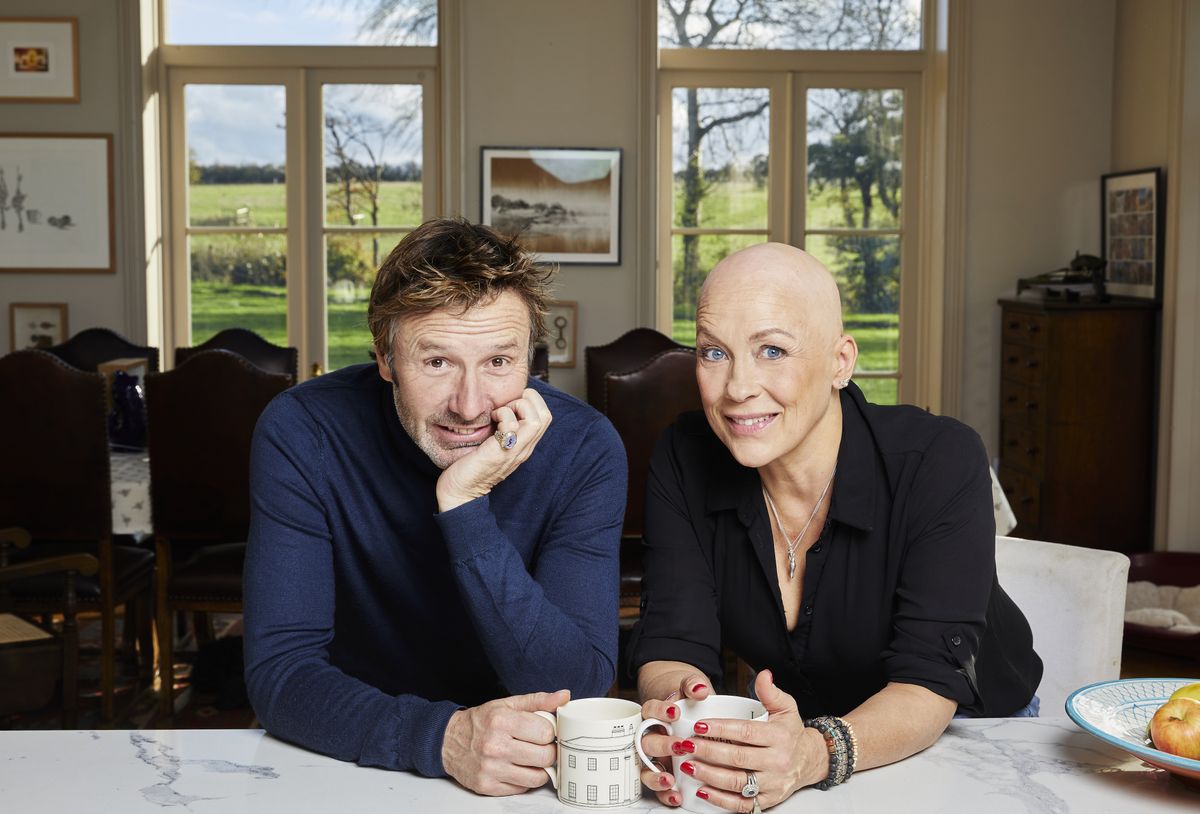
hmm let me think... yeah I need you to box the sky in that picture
[166,0,434,46]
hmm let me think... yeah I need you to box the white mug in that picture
[635,695,768,814]
[536,697,644,809]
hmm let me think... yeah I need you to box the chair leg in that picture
[138,592,155,684]
[100,602,115,721]
[62,580,80,729]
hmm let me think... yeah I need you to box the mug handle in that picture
[634,717,676,782]
[534,710,558,789]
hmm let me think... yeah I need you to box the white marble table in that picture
[110,450,151,536]
[1,719,1196,813]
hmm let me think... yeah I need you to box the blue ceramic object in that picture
[108,369,146,449]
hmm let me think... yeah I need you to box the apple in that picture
[1149,697,1200,759]
[1169,682,1200,704]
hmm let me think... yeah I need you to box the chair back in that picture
[176,328,298,382]
[585,328,686,409]
[530,342,550,383]
[0,350,112,540]
[146,350,291,541]
[995,535,1129,714]
[46,327,160,373]
[603,348,701,537]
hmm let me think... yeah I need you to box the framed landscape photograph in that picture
[9,302,67,351]
[482,147,621,265]
[0,18,79,103]
[546,300,578,367]
[0,133,114,273]
[1101,167,1164,301]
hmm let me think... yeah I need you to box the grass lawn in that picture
[189,180,422,227]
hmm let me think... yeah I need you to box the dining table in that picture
[1,718,1195,813]
[110,449,151,537]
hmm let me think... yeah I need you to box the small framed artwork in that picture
[1101,167,1165,301]
[546,300,578,367]
[482,147,621,265]
[9,302,67,351]
[0,133,114,273]
[0,18,80,103]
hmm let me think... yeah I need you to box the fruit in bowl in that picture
[1149,683,1200,760]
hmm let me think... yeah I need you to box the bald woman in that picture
[630,244,1042,811]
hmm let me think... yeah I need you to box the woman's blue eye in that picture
[701,347,727,362]
[762,346,784,360]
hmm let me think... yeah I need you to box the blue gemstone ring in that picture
[495,430,518,451]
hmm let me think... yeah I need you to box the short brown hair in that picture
[368,218,554,362]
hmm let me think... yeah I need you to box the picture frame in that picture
[9,301,67,351]
[1101,167,1165,301]
[0,133,115,273]
[481,147,621,265]
[0,18,80,103]
[546,300,578,367]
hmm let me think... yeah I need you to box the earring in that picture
[835,378,850,390]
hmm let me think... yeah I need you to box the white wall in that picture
[959,0,1116,456]
[461,0,644,399]
[0,0,134,348]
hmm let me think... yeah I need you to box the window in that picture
[610,784,620,802]
[587,785,598,803]
[568,754,576,769]
[568,781,577,800]
[162,1,439,375]
[609,756,620,771]
[587,757,597,772]
[657,1,933,406]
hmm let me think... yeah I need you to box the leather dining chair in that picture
[0,527,99,728]
[584,328,687,410]
[46,327,160,374]
[175,328,298,383]
[0,350,155,721]
[145,349,292,719]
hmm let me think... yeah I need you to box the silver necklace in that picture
[762,467,836,580]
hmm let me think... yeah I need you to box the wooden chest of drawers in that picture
[996,297,1157,552]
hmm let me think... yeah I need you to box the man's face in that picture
[377,291,531,469]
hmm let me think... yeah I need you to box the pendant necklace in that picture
[763,467,836,580]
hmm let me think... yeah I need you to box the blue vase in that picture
[108,370,147,449]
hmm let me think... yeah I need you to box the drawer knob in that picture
[1008,321,1020,330]
[1028,323,1040,333]
[1006,395,1018,404]
[1007,356,1019,365]
[1026,360,1039,369]
[1025,447,1039,456]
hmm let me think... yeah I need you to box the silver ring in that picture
[494,430,517,450]
[740,770,759,798]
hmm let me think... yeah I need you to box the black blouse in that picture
[628,384,1042,718]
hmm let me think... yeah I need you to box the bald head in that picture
[698,243,844,343]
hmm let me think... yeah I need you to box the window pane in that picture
[190,233,287,345]
[804,233,898,373]
[167,0,436,46]
[659,0,921,50]
[324,84,423,228]
[327,232,405,371]
[854,377,898,405]
[806,88,903,230]
[671,233,765,344]
[187,85,286,228]
[672,87,769,229]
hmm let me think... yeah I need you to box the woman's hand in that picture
[637,670,713,807]
[662,671,828,811]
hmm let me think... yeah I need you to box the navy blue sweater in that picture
[243,364,626,776]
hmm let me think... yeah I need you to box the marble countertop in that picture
[1,718,1196,813]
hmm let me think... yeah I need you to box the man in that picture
[244,218,627,796]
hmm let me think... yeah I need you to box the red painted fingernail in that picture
[671,741,686,756]
[679,740,696,753]
[696,789,710,800]
[666,705,677,719]
[659,774,672,787]
[693,721,709,735]
[680,761,696,776]
[692,683,707,694]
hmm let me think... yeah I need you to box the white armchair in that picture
[994,536,1130,715]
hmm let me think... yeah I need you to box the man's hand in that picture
[441,689,569,796]
[436,388,553,511]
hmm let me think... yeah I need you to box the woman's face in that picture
[694,261,851,470]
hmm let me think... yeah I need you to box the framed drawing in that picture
[1101,167,1164,301]
[0,18,80,103]
[9,302,67,351]
[482,147,621,265]
[546,300,578,367]
[0,133,114,273]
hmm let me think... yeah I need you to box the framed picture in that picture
[1101,167,1164,301]
[0,133,114,273]
[546,300,578,367]
[0,18,80,103]
[481,147,621,265]
[9,302,67,351]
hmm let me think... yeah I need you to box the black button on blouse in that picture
[628,384,1043,718]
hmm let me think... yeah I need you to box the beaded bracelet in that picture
[805,716,858,790]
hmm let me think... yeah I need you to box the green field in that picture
[188,180,422,227]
